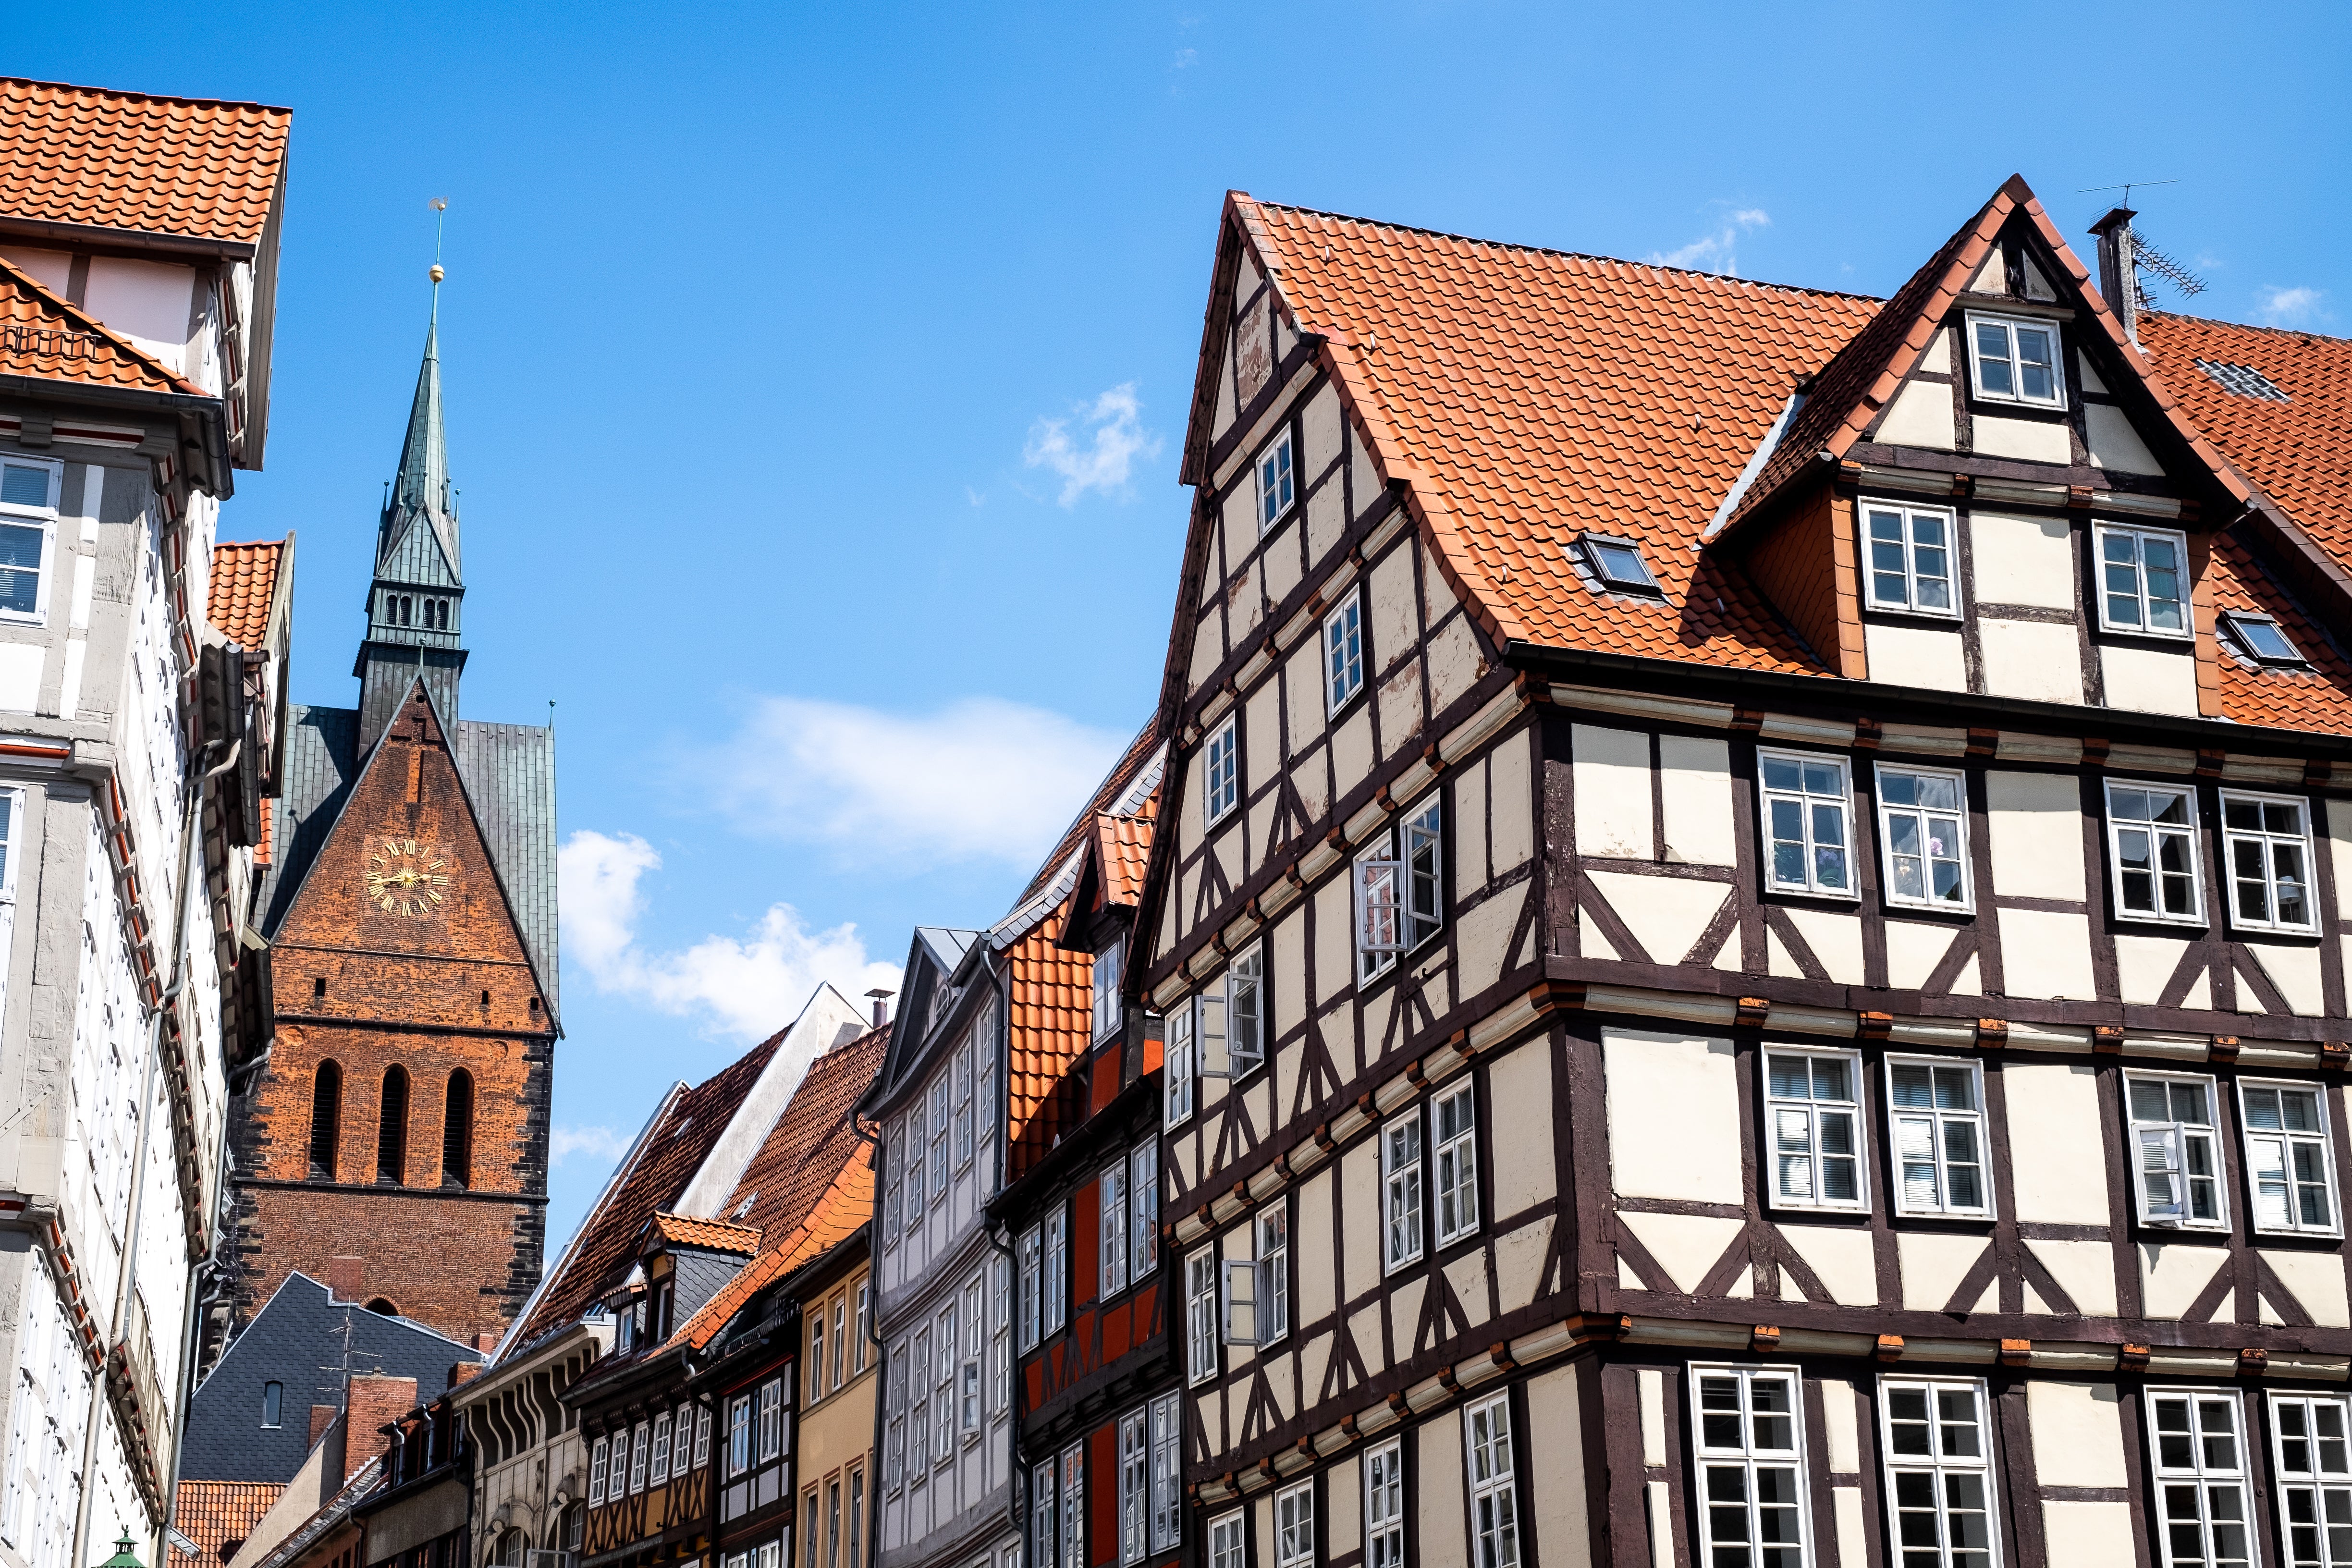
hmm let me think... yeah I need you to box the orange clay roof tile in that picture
[1094,794,1158,911]
[206,539,282,647]
[1006,901,1092,1176]
[170,1481,285,1568]
[646,1213,762,1255]
[715,1024,887,1243]
[0,249,201,395]
[0,77,289,245]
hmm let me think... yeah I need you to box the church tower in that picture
[219,271,561,1355]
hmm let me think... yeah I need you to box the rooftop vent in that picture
[2195,359,2290,402]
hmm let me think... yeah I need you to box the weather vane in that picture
[429,197,448,284]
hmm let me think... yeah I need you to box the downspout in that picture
[848,1111,885,1568]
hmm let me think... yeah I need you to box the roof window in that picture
[2195,359,2290,401]
[1578,534,1661,595]
[2219,611,2306,667]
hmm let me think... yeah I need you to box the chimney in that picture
[475,1332,500,1355]
[324,1257,364,1304]
[866,988,894,1029]
[448,1361,485,1390]
[2089,207,2139,345]
[343,1374,419,1477]
[309,1404,338,1451]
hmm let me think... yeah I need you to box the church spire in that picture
[378,264,460,580]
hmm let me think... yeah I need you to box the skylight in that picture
[2220,612,2305,666]
[1579,535,1661,595]
[2195,358,2290,401]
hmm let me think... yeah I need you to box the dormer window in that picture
[1256,430,1295,533]
[0,457,59,623]
[2219,612,2305,667]
[1577,534,1660,595]
[1862,502,1956,616]
[1967,312,2064,407]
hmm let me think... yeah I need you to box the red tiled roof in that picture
[207,539,282,647]
[718,1024,887,1243]
[0,77,290,246]
[255,795,273,866]
[1094,794,1157,910]
[646,1213,761,1255]
[171,1481,284,1568]
[1019,718,1163,902]
[0,250,201,395]
[2205,532,2352,731]
[1007,901,1091,1175]
[670,1145,874,1353]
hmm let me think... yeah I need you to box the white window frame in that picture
[2105,778,2206,926]
[1017,1225,1043,1350]
[2239,1078,2341,1237]
[1092,938,1125,1042]
[1118,1408,1149,1566]
[1886,1056,1994,1220]
[695,1403,710,1467]
[904,1107,925,1226]
[1383,1113,1423,1274]
[0,455,60,626]
[1220,1251,1257,1348]
[2095,522,2193,639]
[1274,1479,1315,1568]
[758,1376,784,1462]
[990,1258,1009,1411]
[1363,1439,1404,1568]
[955,1046,975,1169]
[630,1420,649,1493]
[1100,1160,1129,1297]
[1354,797,1445,978]
[2127,1070,2230,1230]
[1042,1206,1067,1335]
[807,1311,826,1405]
[933,1306,954,1461]
[1324,593,1364,714]
[1578,532,1661,595]
[1689,1365,1812,1568]
[1148,1393,1181,1552]
[1257,1203,1288,1344]
[1227,946,1264,1079]
[960,1278,983,1435]
[1131,1141,1159,1278]
[1878,1376,1999,1568]
[1762,1047,1868,1214]
[1208,1512,1245,1568]
[589,1437,609,1505]
[1256,429,1295,533]
[730,1394,754,1479]
[2268,1391,2352,1566]
[1432,1084,1478,1247]
[1165,1000,1195,1128]
[1860,499,1960,618]
[1758,749,1858,899]
[1464,1393,1521,1568]
[1874,762,1973,912]
[1031,1460,1056,1568]
[1965,309,2066,408]
[929,1076,950,1199]
[2219,788,2319,934]
[1186,1250,1218,1385]
[1059,1446,1084,1568]
[2146,1388,2256,1568]
[881,1361,903,1490]
[1204,718,1239,827]
[652,1410,672,1484]
[2220,610,2305,666]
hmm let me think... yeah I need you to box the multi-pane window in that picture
[905,1108,926,1226]
[1032,1461,1057,1568]
[1060,1448,1085,1568]
[1760,751,1853,896]
[652,1412,672,1484]
[1228,947,1264,1078]
[1275,1481,1315,1568]
[0,457,57,622]
[1355,798,1444,975]
[1131,1141,1159,1277]
[808,1313,826,1405]
[1118,1409,1149,1565]
[695,1403,710,1467]
[832,1300,846,1390]
[1325,594,1364,712]
[2147,1389,2255,1568]
[2269,1393,2352,1568]
[590,1437,609,1504]
[1433,1085,1479,1245]
[2241,1082,2339,1236]
[2096,523,2191,637]
[1149,1394,1181,1552]
[1863,501,1957,616]
[1221,1247,1258,1347]
[991,1258,1010,1411]
[1968,312,2063,407]
[1018,1225,1043,1350]
[729,1395,753,1478]
[1209,1513,1245,1568]
[1093,939,1124,1042]
[961,1280,984,1433]
[1165,1001,1195,1127]
[1258,1206,1289,1343]
[1383,1115,1423,1273]
[1882,1378,1996,1568]
[1465,1394,1520,1568]
[758,1377,784,1461]
[1877,765,1971,909]
[934,1306,956,1459]
[930,1077,951,1196]
[1888,1058,1991,1218]
[2221,791,2316,932]
[2107,781,2204,924]
[2129,1072,2229,1229]
[1092,1162,1127,1298]
[1204,718,1239,826]
[883,1356,904,1489]
[855,1286,870,1375]
[630,1421,649,1492]
[1690,1366,1807,1568]
[1257,430,1295,531]
[1043,1205,1068,1334]
[956,1047,975,1168]
[909,1331,931,1474]
[884,1128,904,1244]
[1364,1439,1405,1568]
[1187,1250,1218,1384]
[1764,1050,1863,1212]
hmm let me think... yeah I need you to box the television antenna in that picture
[2077,177,2180,207]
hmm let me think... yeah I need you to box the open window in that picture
[2127,1071,2228,1230]
[1353,796,1444,979]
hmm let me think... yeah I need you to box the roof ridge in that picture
[0,74,293,114]
[0,247,207,395]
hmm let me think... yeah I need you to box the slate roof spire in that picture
[380,265,460,582]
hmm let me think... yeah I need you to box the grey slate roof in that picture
[182,1273,472,1485]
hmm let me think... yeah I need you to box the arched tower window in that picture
[441,1069,474,1190]
[308,1061,342,1179]
[378,1066,410,1184]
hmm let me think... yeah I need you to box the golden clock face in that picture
[365,838,452,918]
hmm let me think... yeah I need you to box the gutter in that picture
[0,215,260,261]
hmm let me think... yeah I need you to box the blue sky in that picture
[28,1,2349,1250]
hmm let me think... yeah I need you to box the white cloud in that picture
[1023,383,1163,505]
[559,829,903,1041]
[550,1124,632,1169]
[2256,285,2325,328]
[701,695,1127,870]
[1651,208,1770,276]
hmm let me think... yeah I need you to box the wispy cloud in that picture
[550,1124,633,1169]
[1171,48,1198,70]
[1650,208,1770,276]
[699,695,1128,871]
[559,829,902,1041]
[1024,383,1163,505]
[2256,285,2325,328]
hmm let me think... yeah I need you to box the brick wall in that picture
[344,1375,418,1476]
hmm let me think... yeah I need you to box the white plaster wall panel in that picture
[1998,908,2097,1000]
[2100,642,2199,716]
[1604,1028,1741,1202]
[1443,1252,1490,1331]
[1211,831,1242,917]
[1284,642,1325,751]
[1918,332,1952,374]
[1572,724,1652,858]
[1899,1233,1992,1312]
[1784,907,1866,985]
[1299,1332,1331,1422]
[1360,984,1395,1076]
[2028,1383,2128,1487]
[2026,1239,2118,1317]
[2043,1503,2135,1567]
[2252,943,2326,1016]
[2114,932,2193,1005]
[1863,620,1968,691]
[2004,1067,2117,1222]
[1375,659,1423,761]
[2140,1242,2230,1319]
[1488,1039,1555,1218]
[1348,443,1383,551]
[1987,770,2087,899]
[1228,563,1266,648]
[1765,924,1801,979]
[1491,729,1535,873]
[2264,1249,2350,1327]
[1971,512,2075,610]
[1457,754,1491,888]
[1424,615,1482,717]
[1330,706,1373,800]
[1579,909,1620,960]
[1978,618,2084,704]
[1492,1216,1551,1315]
[1271,902,1307,1029]
[1188,603,1224,695]
[1294,738,1330,822]
[1524,1365,1594,1567]
[1244,796,1275,881]
[1267,1357,1296,1423]
[1968,253,2005,293]
[1657,735,1735,866]
[1948,951,1982,994]
[1875,379,1957,451]
[1586,870,1728,968]
[1777,1224,1876,1306]
[1387,1274,1424,1358]
[1423,536,1461,629]
[84,257,194,371]
[1972,415,2072,465]
[0,246,72,293]
[1637,1370,1668,1467]
[1453,883,1520,996]
[1324,1448,1360,1560]
[1616,1212,1743,1294]
[2021,254,2057,301]
[1245,679,1282,798]
[1302,382,1344,475]
[1883,920,1959,992]
[1833,1491,1871,1568]
[2085,403,2165,475]
[2078,353,2109,393]
[1367,545,1419,677]
[1339,1143,1378,1302]
[1263,525,1303,625]
[2331,799,2352,919]
[1305,452,1349,565]
[0,644,42,713]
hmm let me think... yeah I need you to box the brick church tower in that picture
[219,273,560,1354]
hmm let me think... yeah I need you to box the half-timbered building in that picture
[1134,175,2352,1567]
